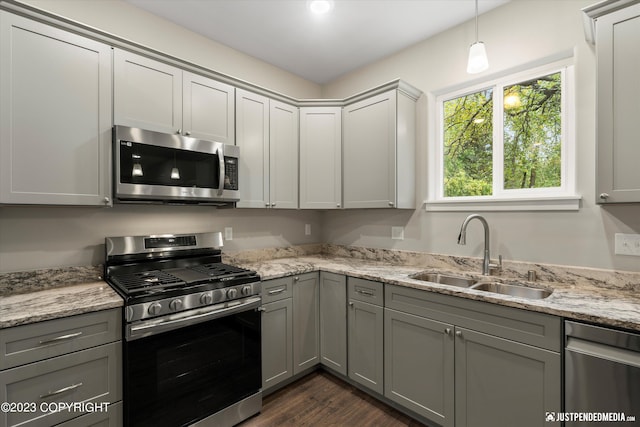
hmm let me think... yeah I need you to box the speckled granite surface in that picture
[2,244,639,331]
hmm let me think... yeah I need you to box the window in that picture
[429,59,579,211]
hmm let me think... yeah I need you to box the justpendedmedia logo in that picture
[545,412,637,423]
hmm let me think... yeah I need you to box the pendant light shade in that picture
[467,0,488,74]
[467,41,489,74]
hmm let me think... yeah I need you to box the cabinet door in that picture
[343,90,397,208]
[235,89,269,208]
[348,299,384,394]
[455,327,561,427]
[384,308,454,427]
[293,273,319,374]
[319,272,347,375]
[299,107,342,209]
[596,4,640,203]
[261,298,293,391]
[182,72,235,144]
[0,12,112,205]
[269,100,299,209]
[113,49,182,134]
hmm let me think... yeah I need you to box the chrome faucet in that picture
[457,214,502,275]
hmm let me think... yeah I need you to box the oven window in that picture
[124,310,261,426]
[120,141,219,189]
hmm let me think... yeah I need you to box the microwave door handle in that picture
[216,147,225,196]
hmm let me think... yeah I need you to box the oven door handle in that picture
[127,296,261,341]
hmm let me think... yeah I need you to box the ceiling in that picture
[125,0,509,84]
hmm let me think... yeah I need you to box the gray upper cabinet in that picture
[114,49,235,143]
[235,89,298,209]
[299,107,342,209]
[0,12,112,206]
[319,272,347,375]
[342,88,418,209]
[595,3,640,203]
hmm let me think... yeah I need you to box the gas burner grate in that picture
[190,263,250,278]
[110,270,185,292]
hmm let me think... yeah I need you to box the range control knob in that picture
[148,302,162,316]
[169,299,183,312]
[227,288,238,300]
[241,285,253,296]
[200,293,213,305]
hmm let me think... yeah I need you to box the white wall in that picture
[321,0,640,273]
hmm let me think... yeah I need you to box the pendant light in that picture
[467,0,489,74]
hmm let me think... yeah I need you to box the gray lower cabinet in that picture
[55,402,122,427]
[293,273,320,374]
[385,284,561,427]
[0,309,122,427]
[384,308,454,426]
[347,278,384,395]
[261,277,294,391]
[319,272,347,375]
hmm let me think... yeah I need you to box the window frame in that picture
[427,57,580,211]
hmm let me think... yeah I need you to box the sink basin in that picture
[470,281,552,299]
[409,272,476,288]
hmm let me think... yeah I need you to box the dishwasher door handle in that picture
[566,336,640,369]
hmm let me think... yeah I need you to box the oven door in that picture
[123,298,261,427]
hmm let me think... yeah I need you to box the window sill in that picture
[424,195,582,212]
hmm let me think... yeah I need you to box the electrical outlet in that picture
[224,227,233,241]
[614,233,640,256]
[392,226,404,240]
[305,224,311,236]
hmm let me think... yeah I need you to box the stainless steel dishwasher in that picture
[565,320,640,425]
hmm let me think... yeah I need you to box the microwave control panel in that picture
[224,157,239,190]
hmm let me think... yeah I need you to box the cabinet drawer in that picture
[262,277,293,304]
[348,277,384,306]
[385,284,561,352]
[55,401,122,427]
[0,309,121,370]
[0,341,122,427]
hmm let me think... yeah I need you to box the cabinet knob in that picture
[185,131,191,136]
[599,193,609,200]
[337,203,341,208]
[455,330,463,337]
[103,196,110,204]
[271,203,276,207]
[257,306,266,312]
[294,276,299,282]
[349,302,354,307]
[176,129,182,134]
[445,328,452,335]
[388,201,395,207]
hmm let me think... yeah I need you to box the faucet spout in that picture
[457,214,492,275]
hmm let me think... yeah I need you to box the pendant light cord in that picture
[475,0,479,42]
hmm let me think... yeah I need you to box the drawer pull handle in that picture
[39,331,83,345]
[267,288,286,295]
[39,382,83,399]
[356,289,374,296]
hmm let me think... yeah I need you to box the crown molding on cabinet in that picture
[582,0,640,44]
[0,0,422,106]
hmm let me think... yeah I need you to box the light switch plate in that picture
[614,233,640,256]
[392,226,404,240]
[224,227,233,241]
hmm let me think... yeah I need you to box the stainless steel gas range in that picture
[104,232,262,427]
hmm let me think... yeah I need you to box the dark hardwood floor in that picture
[239,371,426,426]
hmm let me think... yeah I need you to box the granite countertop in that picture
[232,254,640,333]
[1,249,639,332]
[0,266,123,329]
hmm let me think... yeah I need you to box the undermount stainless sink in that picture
[409,272,476,288]
[470,281,553,299]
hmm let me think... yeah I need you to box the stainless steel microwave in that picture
[113,126,239,205]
